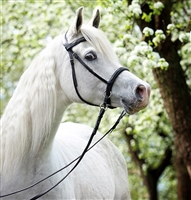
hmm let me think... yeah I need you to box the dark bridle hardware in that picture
[0,33,129,199]
[63,31,129,108]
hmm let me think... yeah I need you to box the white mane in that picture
[0,44,58,177]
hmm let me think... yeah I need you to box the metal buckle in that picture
[100,103,108,111]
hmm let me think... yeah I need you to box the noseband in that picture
[64,32,129,109]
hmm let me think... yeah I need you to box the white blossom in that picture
[151,52,160,61]
[143,59,156,68]
[126,127,133,134]
[160,34,166,40]
[139,41,148,46]
[157,58,169,69]
[140,45,153,55]
[155,29,164,35]
[130,47,140,56]
[143,27,154,36]
[123,34,134,41]
[115,47,126,54]
[129,3,142,17]
[153,2,164,10]
[152,29,166,46]
[167,24,175,31]
[114,40,123,47]
[179,32,191,42]
[152,37,160,46]
[132,0,139,4]
[127,55,140,66]
[155,30,166,40]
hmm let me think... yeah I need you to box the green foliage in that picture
[1,1,73,111]
[142,12,152,22]
[1,0,190,199]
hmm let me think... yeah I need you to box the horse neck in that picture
[0,44,70,177]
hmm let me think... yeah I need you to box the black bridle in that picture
[63,32,129,108]
[0,33,129,199]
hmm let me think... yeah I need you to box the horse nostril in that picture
[136,85,146,99]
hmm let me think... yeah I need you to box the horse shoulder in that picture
[55,122,131,199]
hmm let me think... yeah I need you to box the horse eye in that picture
[85,52,97,61]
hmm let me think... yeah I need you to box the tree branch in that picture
[155,147,172,179]
[122,126,149,189]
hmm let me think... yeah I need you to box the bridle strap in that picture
[73,52,108,84]
[69,50,101,107]
[64,36,86,51]
[64,34,109,107]
[104,67,128,106]
[64,33,129,108]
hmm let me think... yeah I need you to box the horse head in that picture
[56,7,150,114]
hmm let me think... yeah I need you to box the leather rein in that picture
[0,33,129,199]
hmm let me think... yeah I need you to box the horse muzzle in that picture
[121,83,151,114]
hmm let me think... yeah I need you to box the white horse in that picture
[0,7,150,200]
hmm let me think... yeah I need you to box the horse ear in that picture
[89,8,100,28]
[69,7,83,36]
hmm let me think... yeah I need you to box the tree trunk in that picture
[146,169,158,200]
[153,63,191,199]
[175,145,191,199]
[131,0,191,199]
[151,3,191,200]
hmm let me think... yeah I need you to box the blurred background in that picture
[1,0,191,199]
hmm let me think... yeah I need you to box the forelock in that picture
[80,25,119,64]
